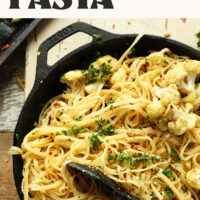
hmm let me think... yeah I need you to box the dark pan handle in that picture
[35,22,119,86]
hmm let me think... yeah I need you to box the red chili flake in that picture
[120,169,123,172]
[124,178,127,181]
[57,55,60,58]
[54,35,59,39]
[150,124,155,129]
[184,168,189,172]
[134,146,138,150]
[1,44,10,51]
[64,48,67,50]
[142,144,146,148]
[49,152,52,155]
[131,77,134,80]
[127,132,131,137]
[112,24,115,29]
[77,19,80,22]
[131,144,135,149]
[48,115,52,125]
[163,78,165,80]
[110,87,112,89]
[54,102,60,106]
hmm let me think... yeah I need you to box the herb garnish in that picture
[32,131,38,135]
[90,134,102,150]
[95,119,115,136]
[108,154,114,160]
[170,146,180,162]
[195,32,200,51]
[92,34,102,41]
[162,168,173,178]
[16,134,19,140]
[83,62,113,85]
[164,187,174,198]
[62,126,88,136]
[83,65,100,80]
[75,116,82,121]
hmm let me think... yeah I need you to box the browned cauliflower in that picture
[165,105,197,135]
[85,81,101,94]
[163,60,200,94]
[146,100,165,119]
[60,70,84,85]
[186,168,200,190]
[110,67,127,85]
[193,83,200,110]
[151,85,180,106]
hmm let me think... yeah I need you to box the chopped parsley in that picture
[95,119,115,136]
[79,127,88,133]
[100,63,113,83]
[151,155,162,162]
[83,65,100,80]
[90,134,102,150]
[170,146,180,162]
[108,154,114,160]
[75,116,82,121]
[195,32,200,51]
[108,152,162,170]
[164,187,174,198]
[145,57,148,64]
[135,153,152,164]
[62,130,68,136]
[16,134,19,140]
[107,98,115,104]
[32,131,38,135]
[83,61,113,85]
[108,98,115,110]
[92,34,102,41]
[59,112,63,116]
[62,126,88,136]
[162,168,173,178]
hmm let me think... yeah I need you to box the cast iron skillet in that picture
[13,22,200,200]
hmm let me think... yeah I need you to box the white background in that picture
[1,0,200,18]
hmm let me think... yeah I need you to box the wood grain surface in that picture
[0,133,18,200]
[0,43,25,132]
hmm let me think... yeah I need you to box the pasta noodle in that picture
[11,36,200,200]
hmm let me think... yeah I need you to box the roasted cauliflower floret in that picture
[178,73,196,94]
[96,55,118,69]
[146,101,165,119]
[163,61,187,86]
[163,60,200,94]
[193,84,200,110]
[186,168,200,190]
[160,85,180,106]
[151,84,180,106]
[60,70,84,85]
[167,107,197,135]
[111,68,127,85]
[85,81,101,94]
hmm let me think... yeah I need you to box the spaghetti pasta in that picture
[11,36,200,200]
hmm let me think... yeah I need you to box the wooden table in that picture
[1,18,200,200]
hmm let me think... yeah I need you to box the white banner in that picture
[1,0,200,18]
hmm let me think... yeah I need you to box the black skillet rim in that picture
[13,22,200,200]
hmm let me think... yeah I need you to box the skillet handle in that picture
[35,22,118,85]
